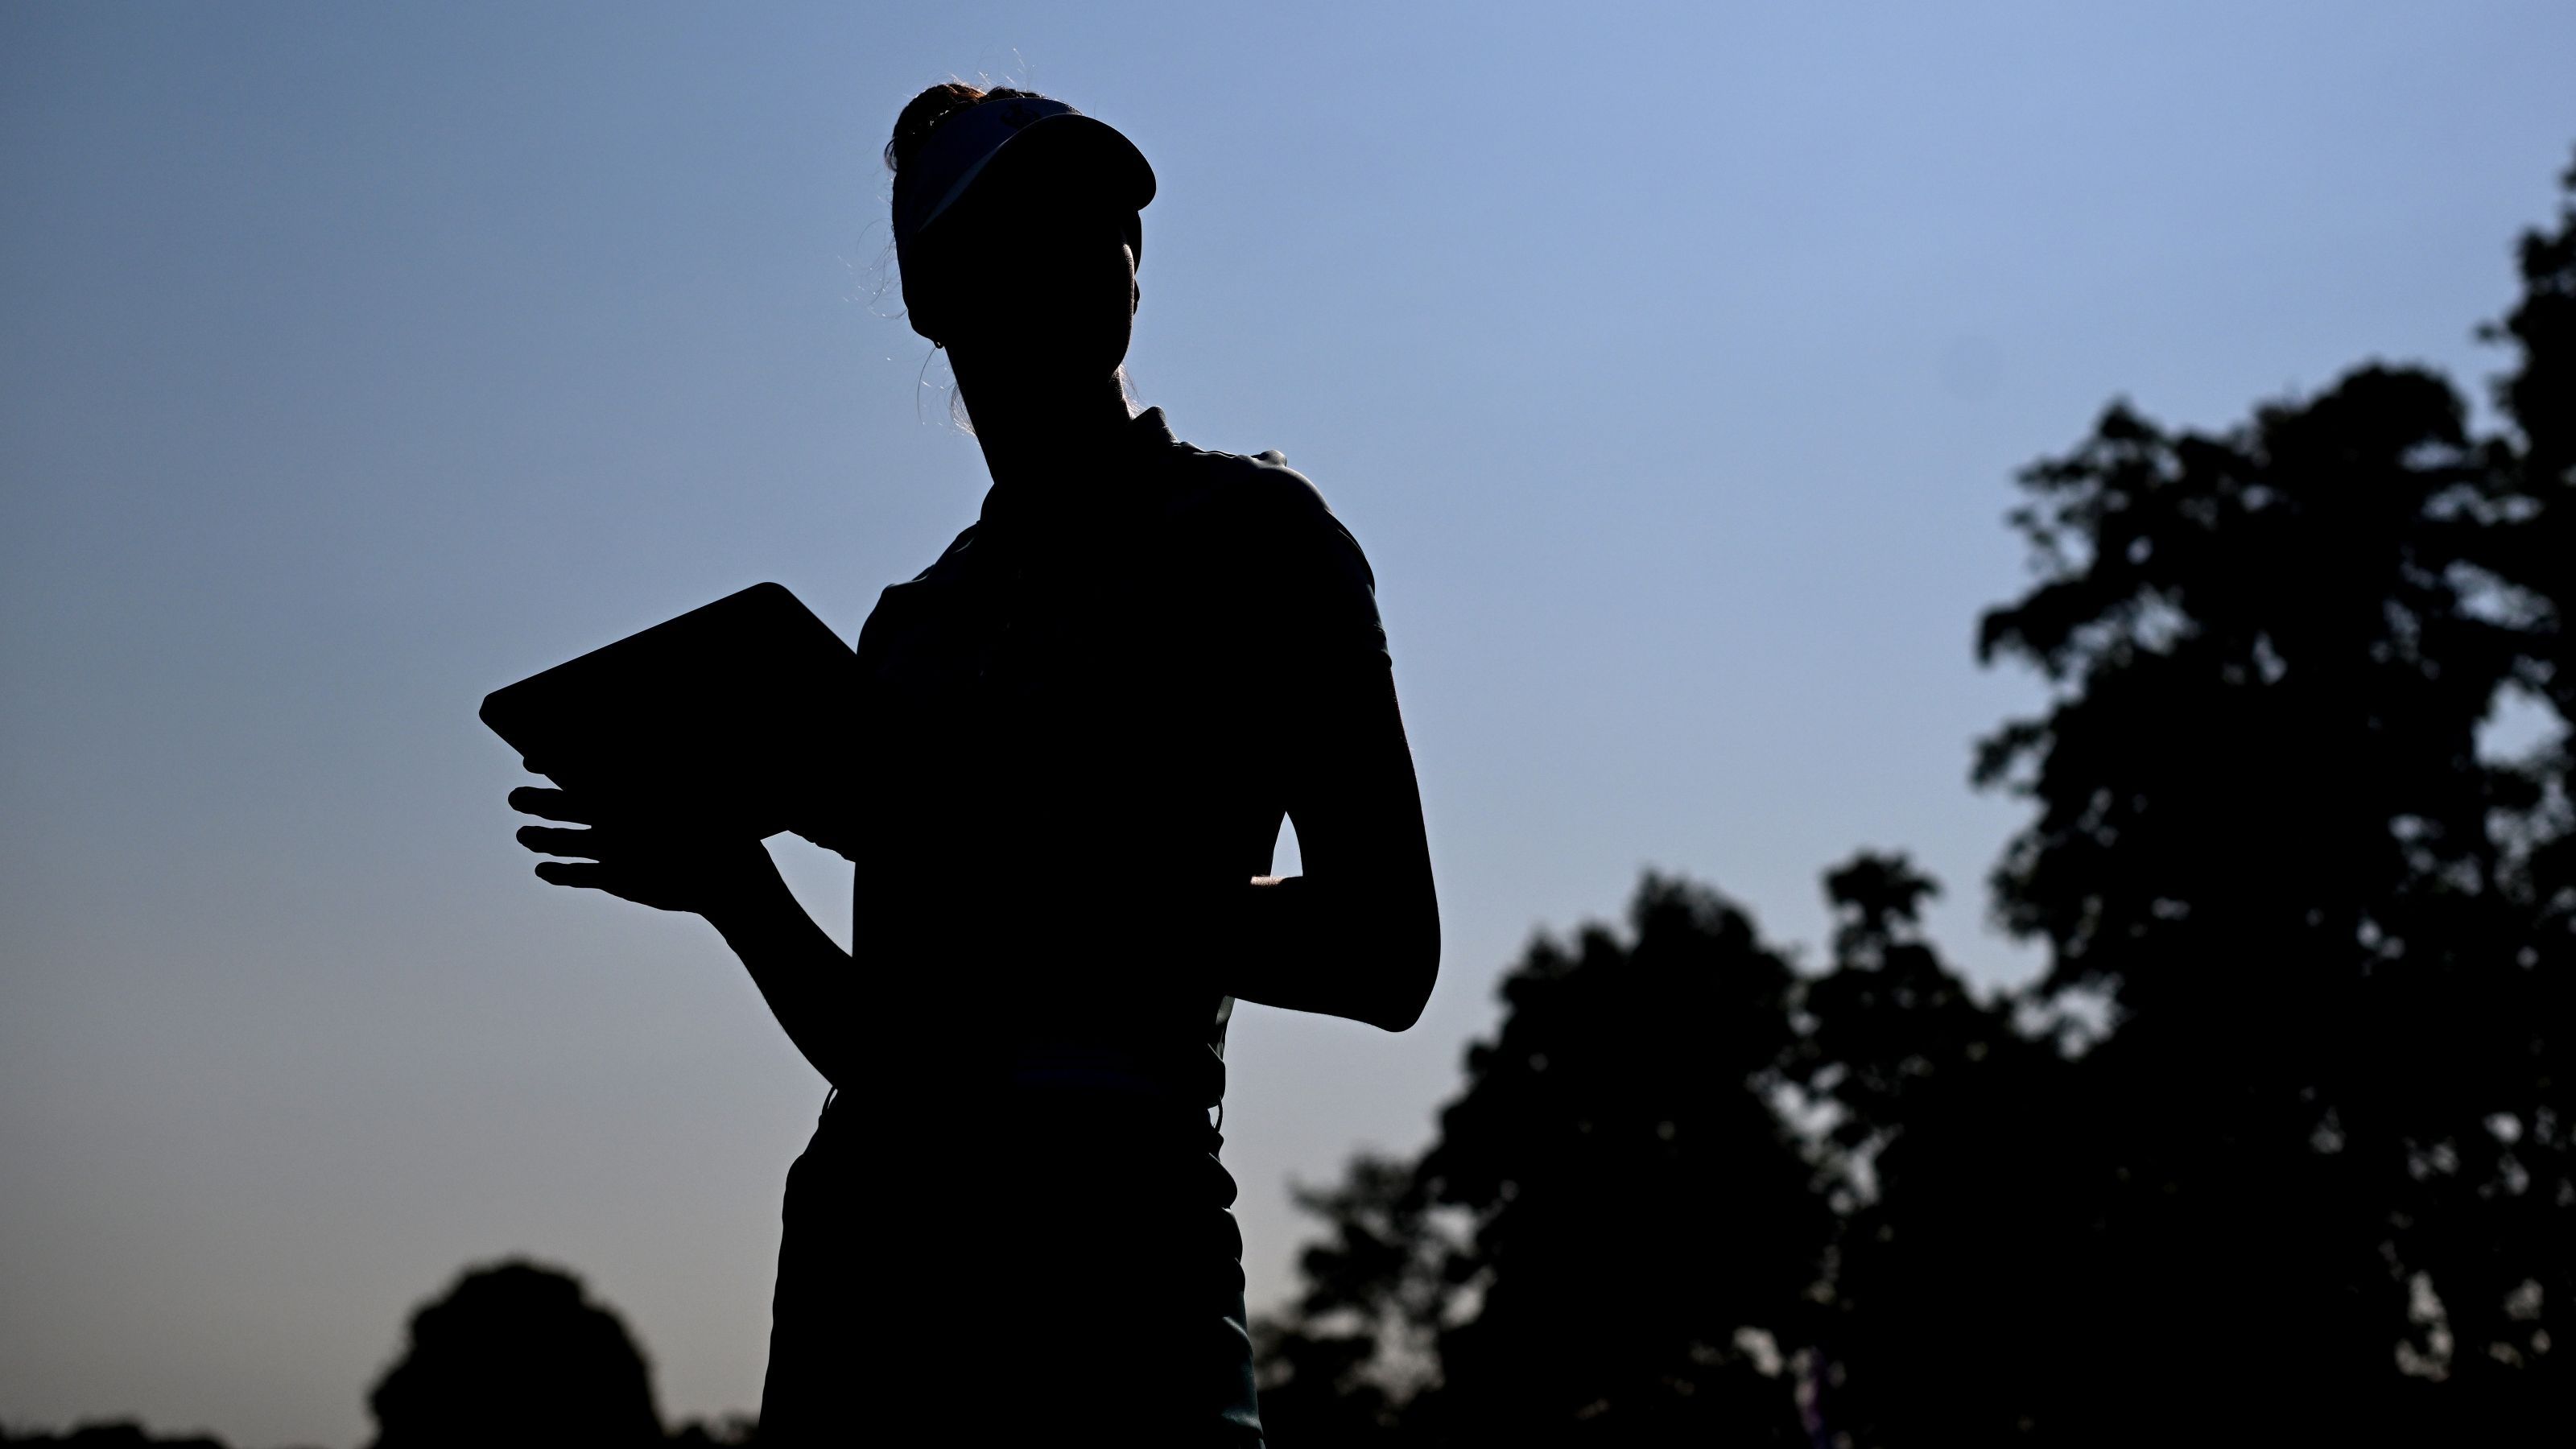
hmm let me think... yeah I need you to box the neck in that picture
[947,353,1133,489]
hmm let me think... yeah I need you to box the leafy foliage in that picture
[366,1259,667,1449]
[1261,878,1827,1444]
[1259,147,2576,1445]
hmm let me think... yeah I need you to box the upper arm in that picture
[1258,473,1440,981]
[1283,669,1436,914]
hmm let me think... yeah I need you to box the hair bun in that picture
[885,81,1046,175]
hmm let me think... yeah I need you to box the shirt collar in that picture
[976,407,1180,536]
[1128,405,1178,452]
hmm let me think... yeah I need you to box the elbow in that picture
[1365,917,1440,1034]
[1367,982,1430,1034]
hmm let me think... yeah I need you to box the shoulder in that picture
[872,521,986,609]
[1158,435,1391,667]
[854,522,982,663]
[909,522,986,584]
[1161,442,1376,588]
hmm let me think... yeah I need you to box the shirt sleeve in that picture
[1252,460,1393,677]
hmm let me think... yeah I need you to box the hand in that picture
[510,785,781,918]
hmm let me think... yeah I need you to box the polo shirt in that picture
[836,407,1390,1108]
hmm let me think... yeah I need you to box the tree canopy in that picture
[366,1259,667,1449]
[1257,147,2576,1445]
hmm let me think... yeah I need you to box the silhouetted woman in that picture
[510,82,1438,1445]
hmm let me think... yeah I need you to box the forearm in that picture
[1230,664,1442,1030]
[1223,872,1439,1031]
[701,870,864,1088]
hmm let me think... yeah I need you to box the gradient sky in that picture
[4,2,2570,1443]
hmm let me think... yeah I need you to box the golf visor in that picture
[893,95,1155,284]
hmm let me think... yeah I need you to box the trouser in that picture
[757,1084,1265,1447]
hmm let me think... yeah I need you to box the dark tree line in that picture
[4,1261,754,1449]
[0,1424,238,1449]
[1255,151,2576,1444]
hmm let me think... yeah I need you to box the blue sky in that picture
[4,2,2570,1442]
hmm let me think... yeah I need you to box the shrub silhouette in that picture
[365,1259,664,1449]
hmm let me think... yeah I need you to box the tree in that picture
[1251,1154,1441,1444]
[1262,145,2576,1447]
[365,1259,666,1449]
[1784,853,2099,1443]
[1950,151,2576,1438]
[1259,877,1826,1444]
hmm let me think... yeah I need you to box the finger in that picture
[517,824,607,857]
[509,786,597,824]
[534,861,613,890]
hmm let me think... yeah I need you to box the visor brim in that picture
[901,111,1154,248]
